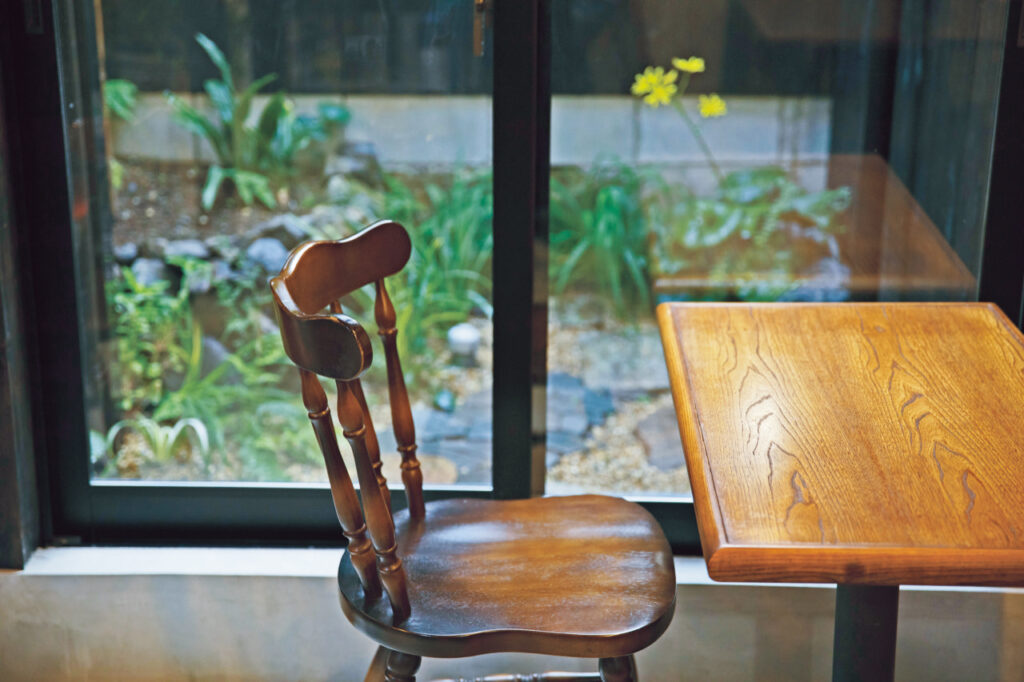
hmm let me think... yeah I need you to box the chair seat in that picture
[338,495,676,659]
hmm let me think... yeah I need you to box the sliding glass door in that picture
[544,0,1009,500]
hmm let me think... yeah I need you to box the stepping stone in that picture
[580,330,670,398]
[635,405,686,472]
[547,430,586,456]
[546,372,593,436]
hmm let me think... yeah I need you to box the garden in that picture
[93,38,854,496]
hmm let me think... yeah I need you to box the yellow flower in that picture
[672,56,705,74]
[699,93,727,118]
[631,66,678,108]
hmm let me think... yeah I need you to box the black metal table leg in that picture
[832,584,900,682]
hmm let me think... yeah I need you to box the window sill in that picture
[14,547,1024,594]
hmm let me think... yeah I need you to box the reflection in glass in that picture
[546,0,1006,499]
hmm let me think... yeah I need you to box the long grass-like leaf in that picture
[202,165,227,210]
[195,33,233,91]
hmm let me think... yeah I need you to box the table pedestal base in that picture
[832,585,899,682]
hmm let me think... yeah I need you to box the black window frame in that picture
[4,0,1024,554]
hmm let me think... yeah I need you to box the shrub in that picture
[166,33,350,210]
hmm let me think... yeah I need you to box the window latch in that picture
[473,0,493,57]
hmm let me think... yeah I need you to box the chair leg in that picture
[384,649,422,682]
[598,656,637,682]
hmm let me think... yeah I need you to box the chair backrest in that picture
[270,220,422,623]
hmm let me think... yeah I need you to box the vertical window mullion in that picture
[491,0,549,499]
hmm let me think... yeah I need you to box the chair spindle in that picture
[374,279,425,518]
[330,300,392,512]
[336,378,412,623]
[299,369,380,598]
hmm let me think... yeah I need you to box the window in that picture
[4,0,1023,548]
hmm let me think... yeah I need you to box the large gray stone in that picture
[421,437,491,485]
[246,214,311,250]
[163,239,210,260]
[200,336,240,384]
[130,258,174,287]
[580,329,670,397]
[412,407,471,441]
[583,387,614,427]
[205,235,241,262]
[245,238,290,274]
[113,242,138,265]
[546,372,596,435]
[636,405,686,472]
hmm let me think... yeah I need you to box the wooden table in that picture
[657,302,1024,681]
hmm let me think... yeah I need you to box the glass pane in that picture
[64,2,494,486]
[546,0,1007,499]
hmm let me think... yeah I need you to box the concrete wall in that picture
[1,549,1022,681]
[112,94,831,173]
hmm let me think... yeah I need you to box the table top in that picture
[657,302,1024,586]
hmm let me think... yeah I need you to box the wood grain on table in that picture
[658,302,1024,585]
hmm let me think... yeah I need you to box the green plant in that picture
[376,169,494,380]
[102,78,138,190]
[107,267,193,412]
[104,415,211,469]
[165,33,350,210]
[549,162,654,316]
[103,78,138,122]
[630,56,852,302]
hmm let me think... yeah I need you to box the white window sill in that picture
[14,547,1023,594]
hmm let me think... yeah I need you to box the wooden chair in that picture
[271,220,676,682]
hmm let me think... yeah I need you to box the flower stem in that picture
[672,98,723,183]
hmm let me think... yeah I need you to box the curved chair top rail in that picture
[270,220,412,380]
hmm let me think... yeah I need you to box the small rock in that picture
[163,239,210,261]
[635,405,686,472]
[245,237,290,274]
[113,242,138,265]
[447,322,481,366]
[245,214,311,251]
[130,258,174,287]
[211,259,235,282]
[205,235,240,262]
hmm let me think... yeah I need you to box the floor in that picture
[1,550,1022,681]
